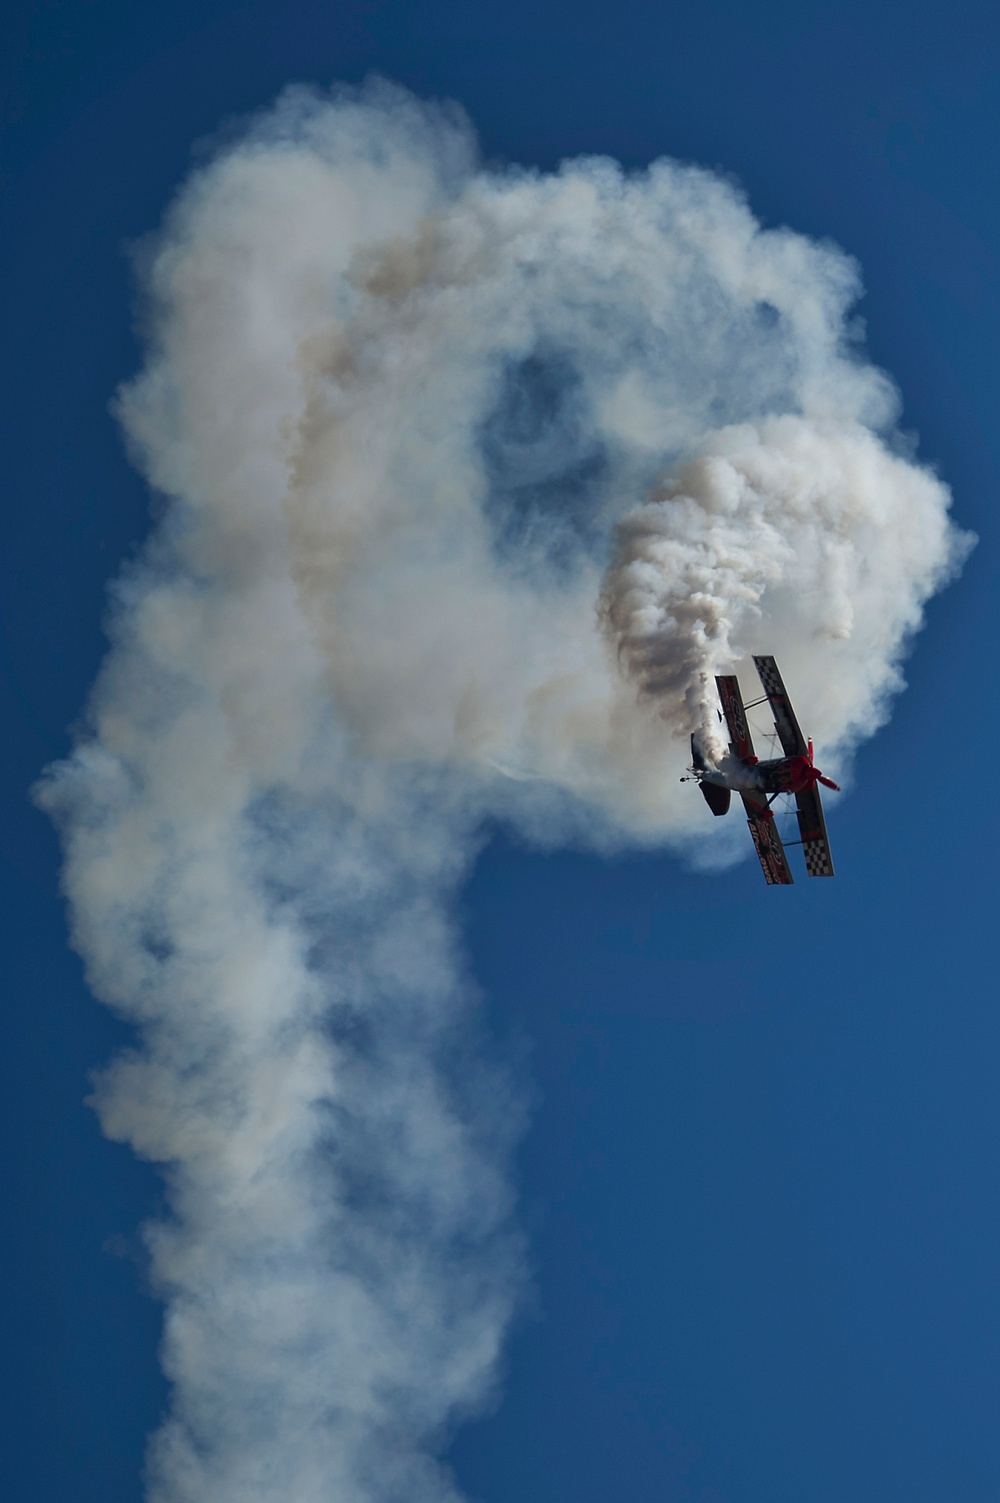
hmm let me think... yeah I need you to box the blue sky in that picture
[2,4,998,1502]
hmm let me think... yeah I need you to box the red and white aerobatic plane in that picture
[686,655,840,885]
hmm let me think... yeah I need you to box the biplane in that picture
[686,655,839,885]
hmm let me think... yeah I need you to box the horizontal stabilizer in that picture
[700,782,731,817]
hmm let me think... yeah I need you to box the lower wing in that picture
[794,784,835,877]
[740,791,794,885]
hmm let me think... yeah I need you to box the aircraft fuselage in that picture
[749,755,819,795]
[700,754,827,798]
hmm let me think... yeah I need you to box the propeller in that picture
[807,739,840,792]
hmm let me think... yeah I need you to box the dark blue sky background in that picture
[2,3,998,1501]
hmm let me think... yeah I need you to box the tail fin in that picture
[690,733,709,772]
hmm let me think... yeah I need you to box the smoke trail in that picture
[38,79,970,1502]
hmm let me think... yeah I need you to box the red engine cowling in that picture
[783,746,840,794]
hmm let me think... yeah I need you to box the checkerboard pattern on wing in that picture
[752,655,785,699]
[803,838,835,877]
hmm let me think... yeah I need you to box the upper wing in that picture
[716,675,755,760]
[794,784,835,877]
[740,791,794,885]
[752,656,807,757]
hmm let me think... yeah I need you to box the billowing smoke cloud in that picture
[599,415,965,755]
[38,79,970,1502]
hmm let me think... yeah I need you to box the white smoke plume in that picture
[38,79,970,1503]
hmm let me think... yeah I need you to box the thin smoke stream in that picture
[37,79,971,1503]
